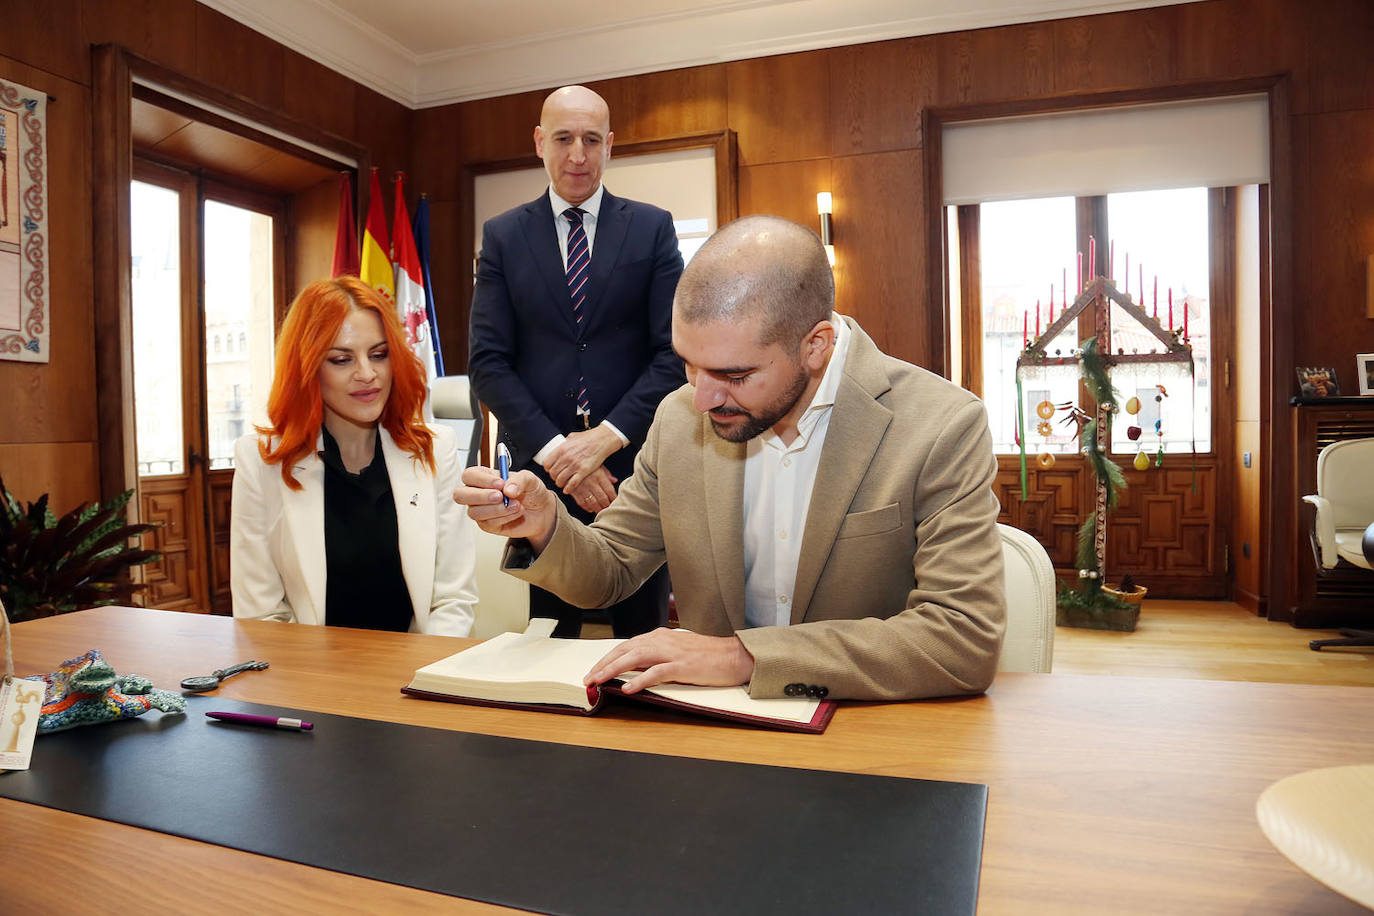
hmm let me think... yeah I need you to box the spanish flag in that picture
[359,168,394,302]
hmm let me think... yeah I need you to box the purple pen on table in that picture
[206,711,313,731]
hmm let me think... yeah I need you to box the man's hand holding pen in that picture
[456,466,560,554]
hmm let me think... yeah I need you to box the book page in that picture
[410,632,625,709]
[642,683,821,724]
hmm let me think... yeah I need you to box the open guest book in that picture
[402,622,837,734]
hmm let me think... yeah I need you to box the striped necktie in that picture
[564,207,590,425]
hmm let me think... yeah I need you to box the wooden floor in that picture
[1051,599,1373,687]
[586,600,1374,687]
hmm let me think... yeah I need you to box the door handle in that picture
[188,448,206,468]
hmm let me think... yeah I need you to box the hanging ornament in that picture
[1127,425,1142,440]
[1133,450,1151,471]
[1125,396,1141,415]
[1038,452,1056,469]
[1036,420,1053,437]
[1153,384,1169,468]
[1036,400,1055,420]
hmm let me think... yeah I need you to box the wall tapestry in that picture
[0,77,49,363]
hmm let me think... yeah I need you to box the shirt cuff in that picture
[532,435,566,467]
[600,421,630,448]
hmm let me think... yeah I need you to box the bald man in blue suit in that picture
[469,85,684,637]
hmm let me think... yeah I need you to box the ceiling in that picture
[201,0,1194,109]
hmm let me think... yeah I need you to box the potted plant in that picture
[0,474,160,622]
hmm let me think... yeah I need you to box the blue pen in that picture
[496,442,511,507]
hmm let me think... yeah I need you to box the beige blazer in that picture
[510,317,1006,699]
[230,424,477,636]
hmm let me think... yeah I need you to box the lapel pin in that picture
[410,493,419,506]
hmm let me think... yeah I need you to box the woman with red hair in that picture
[230,276,477,635]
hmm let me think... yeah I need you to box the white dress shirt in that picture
[742,314,852,629]
[533,183,629,465]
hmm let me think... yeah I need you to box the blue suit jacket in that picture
[468,189,685,482]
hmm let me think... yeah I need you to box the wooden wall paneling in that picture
[1175,0,1303,108]
[80,0,199,80]
[1296,109,1374,392]
[411,108,465,202]
[0,61,98,444]
[288,177,339,299]
[1050,8,1178,94]
[1304,0,1374,115]
[354,86,410,182]
[280,52,357,143]
[0,0,87,85]
[828,37,933,157]
[425,198,467,373]
[994,459,1085,567]
[1209,186,1238,601]
[1233,420,1262,610]
[596,64,728,143]
[934,21,1054,107]
[831,151,929,367]
[0,443,99,516]
[1265,77,1297,620]
[192,6,285,111]
[454,91,546,163]
[737,159,831,227]
[726,52,832,166]
[91,46,138,505]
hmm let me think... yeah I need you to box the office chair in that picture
[1301,437,1374,652]
[431,375,530,637]
[429,375,483,468]
[996,523,1056,673]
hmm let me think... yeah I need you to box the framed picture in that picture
[0,76,50,363]
[1295,366,1341,398]
[1358,353,1374,396]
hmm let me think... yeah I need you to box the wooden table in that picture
[3,607,1372,914]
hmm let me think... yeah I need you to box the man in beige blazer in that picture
[459,216,1005,700]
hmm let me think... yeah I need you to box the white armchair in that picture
[1302,438,1374,572]
[997,523,1056,673]
[1302,437,1374,651]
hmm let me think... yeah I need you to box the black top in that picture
[320,427,412,632]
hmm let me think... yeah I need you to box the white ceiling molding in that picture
[201,0,1198,110]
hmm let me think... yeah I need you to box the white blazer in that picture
[229,424,477,636]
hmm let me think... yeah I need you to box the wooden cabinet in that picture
[1291,400,1374,627]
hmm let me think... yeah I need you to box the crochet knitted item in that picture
[26,649,186,733]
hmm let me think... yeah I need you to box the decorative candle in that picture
[1089,236,1096,281]
[1139,264,1144,308]
[1183,299,1189,339]
[1168,288,1173,329]
[1036,300,1041,337]
[1077,252,1083,292]
[1153,276,1158,317]
[1023,310,1028,345]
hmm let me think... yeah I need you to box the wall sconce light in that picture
[816,192,835,267]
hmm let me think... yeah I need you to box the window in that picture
[952,187,1216,455]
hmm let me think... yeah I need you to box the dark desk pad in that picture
[0,697,987,915]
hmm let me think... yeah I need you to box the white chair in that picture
[1301,438,1374,651]
[997,523,1056,673]
[467,525,530,639]
[429,375,484,468]
[431,375,529,637]
[1303,438,1374,572]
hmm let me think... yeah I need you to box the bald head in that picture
[540,85,609,128]
[535,86,613,205]
[675,216,834,349]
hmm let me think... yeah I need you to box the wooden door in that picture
[131,160,209,610]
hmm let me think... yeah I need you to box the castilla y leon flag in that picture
[330,172,359,278]
[359,167,394,303]
[392,172,438,398]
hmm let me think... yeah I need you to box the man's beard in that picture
[707,363,810,443]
